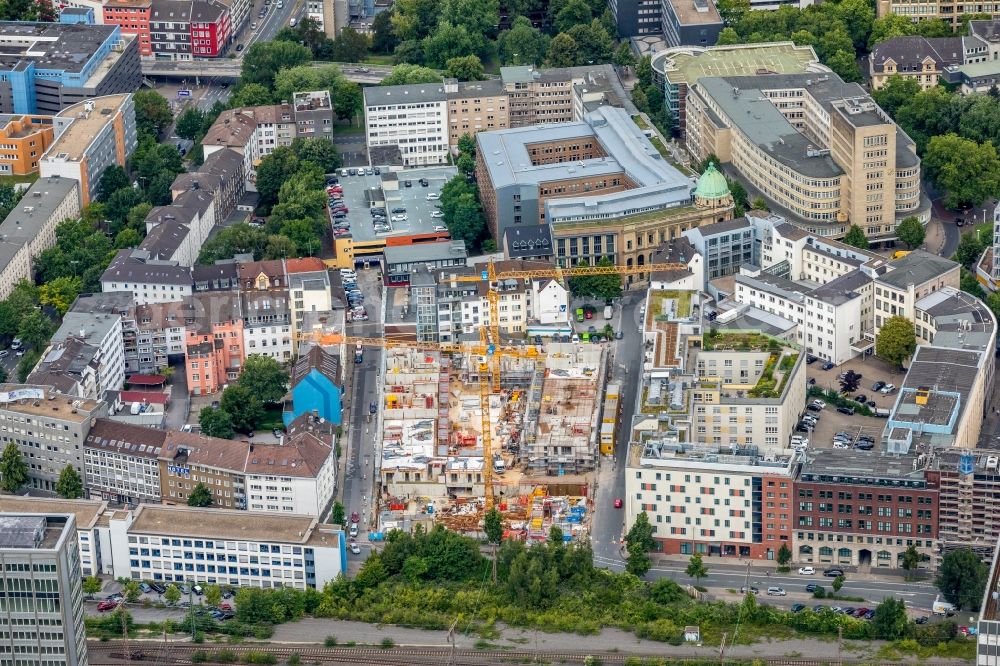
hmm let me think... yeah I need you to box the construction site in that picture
[376,342,607,541]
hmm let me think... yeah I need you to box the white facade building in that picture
[109,504,345,589]
[531,279,570,325]
[363,83,449,166]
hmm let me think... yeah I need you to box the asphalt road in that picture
[241,0,303,50]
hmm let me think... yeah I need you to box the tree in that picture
[241,41,313,89]
[554,0,592,33]
[229,83,274,108]
[685,552,708,582]
[237,354,289,404]
[626,548,651,577]
[777,544,792,568]
[842,224,869,250]
[123,580,141,603]
[868,14,916,48]
[16,350,39,383]
[188,482,214,507]
[826,50,863,83]
[372,9,398,53]
[876,316,916,368]
[39,276,83,316]
[132,91,173,140]
[458,133,477,158]
[199,407,235,439]
[220,385,264,433]
[82,575,102,599]
[423,22,478,68]
[546,32,579,67]
[613,42,635,69]
[715,27,741,45]
[832,575,844,592]
[871,597,908,640]
[175,107,207,141]
[498,17,549,65]
[17,309,53,350]
[164,584,182,606]
[923,134,1000,209]
[715,0,749,24]
[457,153,475,176]
[115,228,142,250]
[566,20,614,64]
[204,584,222,609]
[873,75,921,117]
[896,216,925,249]
[97,166,131,202]
[333,81,363,123]
[445,55,486,81]
[567,257,622,300]
[380,63,444,86]
[956,229,990,269]
[484,508,503,544]
[624,512,655,553]
[902,544,920,574]
[750,196,769,212]
[55,465,83,499]
[936,547,988,610]
[0,442,28,493]
[392,0,443,42]
[329,27,370,62]
[255,147,300,211]
[331,501,346,526]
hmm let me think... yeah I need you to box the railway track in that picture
[86,640,914,666]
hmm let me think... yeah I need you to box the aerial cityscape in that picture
[5,0,1000,664]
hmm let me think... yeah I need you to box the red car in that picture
[584,310,593,319]
[219,602,233,611]
[97,600,118,612]
[614,498,623,509]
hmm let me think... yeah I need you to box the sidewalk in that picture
[644,552,928,582]
[922,215,946,255]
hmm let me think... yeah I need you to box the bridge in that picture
[140,60,392,84]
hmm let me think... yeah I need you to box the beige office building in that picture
[686,72,927,242]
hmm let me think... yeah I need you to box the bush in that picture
[287,653,301,666]
[242,652,277,665]
[813,586,826,598]
[324,636,337,647]
[380,637,395,649]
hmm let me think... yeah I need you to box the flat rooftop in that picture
[129,505,325,543]
[0,384,101,421]
[667,0,722,25]
[0,176,77,242]
[877,250,958,289]
[634,439,796,472]
[0,497,106,531]
[651,42,824,85]
[916,286,995,352]
[0,515,66,549]
[383,240,467,266]
[799,449,928,485]
[0,21,119,73]
[47,94,131,162]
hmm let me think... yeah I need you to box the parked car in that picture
[766,587,786,596]
[403,180,412,187]
[791,604,806,612]
[418,178,429,186]
[740,586,760,595]
[837,406,855,416]
[796,423,813,433]
[853,608,869,618]
[806,354,817,364]
[798,566,815,575]
[811,399,826,410]
[823,568,844,577]
[872,381,886,392]
[138,582,151,593]
[614,498,623,508]
[97,600,118,612]
[433,225,448,232]
[822,362,835,371]
[806,403,822,412]
[391,214,408,222]
[349,542,361,555]
[833,441,851,449]
[349,523,359,537]
[431,210,445,218]
[150,583,166,594]
[391,207,406,214]
[854,394,867,404]
[880,383,896,394]
[805,583,819,593]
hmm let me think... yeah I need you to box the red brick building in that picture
[793,449,938,569]
[104,0,153,57]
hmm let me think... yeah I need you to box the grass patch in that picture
[256,405,284,432]
[878,638,976,661]
[632,114,651,130]
[649,136,669,158]
[703,329,786,352]
[649,289,692,319]
[0,172,39,187]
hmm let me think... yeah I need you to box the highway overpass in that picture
[141,60,391,84]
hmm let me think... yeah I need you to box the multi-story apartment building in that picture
[691,336,806,449]
[0,114,54,176]
[0,176,80,300]
[873,250,960,333]
[138,188,217,267]
[253,102,295,154]
[184,293,244,396]
[241,289,292,362]
[128,299,190,373]
[869,35,965,90]
[149,0,232,60]
[172,148,246,221]
[625,435,797,560]
[0,387,106,494]
[475,106,695,245]
[108,504,345,588]
[292,90,335,140]
[686,72,928,242]
[661,0,724,47]
[500,65,578,126]
[40,93,138,206]
[877,0,999,30]
[103,0,153,57]
[929,450,1000,561]
[446,79,508,148]
[83,419,165,505]
[651,42,825,137]
[159,431,249,508]
[29,310,126,401]
[288,269,331,355]
[0,513,88,666]
[682,217,755,281]
[0,497,109,577]
[0,22,140,115]
[608,0,662,37]
[363,83,449,167]
[794,449,938,569]
[100,251,193,305]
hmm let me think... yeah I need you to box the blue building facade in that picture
[284,346,343,427]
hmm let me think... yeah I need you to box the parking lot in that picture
[331,166,456,243]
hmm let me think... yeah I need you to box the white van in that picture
[932,597,956,615]
[766,586,786,596]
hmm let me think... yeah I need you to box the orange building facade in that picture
[103,0,153,57]
[185,320,245,396]
[0,115,54,176]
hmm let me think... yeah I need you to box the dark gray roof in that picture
[870,36,964,74]
[773,222,809,241]
[687,217,752,238]
[736,272,810,300]
[101,249,192,286]
[193,262,238,290]
[503,225,553,259]
[876,250,958,289]
[449,79,504,99]
[364,82,445,106]
[899,345,982,412]
[291,345,340,388]
[140,219,189,261]
[969,19,1000,42]
[198,147,244,179]
[800,448,927,483]
[0,22,118,73]
[808,269,868,305]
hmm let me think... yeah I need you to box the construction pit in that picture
[376,343,606,540]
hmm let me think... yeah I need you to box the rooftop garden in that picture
[650,290,693,320]
[702,329,788,352]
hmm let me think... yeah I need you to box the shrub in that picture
[380,637,395,649]
[242,652,277,665]
[287,653,301,666]
[324,635,337,647]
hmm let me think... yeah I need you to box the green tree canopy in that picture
[220,384,264,433]
[842,225,869,250]
[876,316,916,368]
[546,32,579,67]
[936,547,988,610]
[188,482,214,507]
[380,64,443,86]
[567,257,622,300]
[237,354,290,404]
[164,584,182,605]
[896,216,926,249]
[445,55,486,81]
[241,41,313,89]
[132,90,173,140]
[199,407,235,439]
[498,17,550,65]
[55,465,83,499]
[484,508,503,544]
[39,276,83,316]
[871,597,908,639]
[686,552,708,581]
[0,442,28,492]
[923,133,1000,209]
[18,309,53,350]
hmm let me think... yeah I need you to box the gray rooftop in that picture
[0,21,119,73]
[808,268,868,306]
[735,272,810,302]
[383,240,469,266]
[53,311,121,347]
[899,346,983,412]
[364,82,446,107]
[876,250,958,289]
[477,106,692,193]
[449,78,504,99]
[916,286,995,352]
[545,182,694,223]
[504,225,553,258]
[869,35,964,74]
[101,249,193,286]
[799,449,928,484]
[686,216,753,238]
[0,515,68,549]
[0,176,77,244]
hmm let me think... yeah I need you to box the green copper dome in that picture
[694,162,730,200]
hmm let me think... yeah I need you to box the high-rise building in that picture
[0,513,88,666]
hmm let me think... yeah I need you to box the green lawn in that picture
[649,136,670,158]
[364,54,394,65]
[257,405,285,432]
[632,114,651,130]
[0,173,39,187]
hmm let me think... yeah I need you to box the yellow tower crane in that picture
[295,331,541,510]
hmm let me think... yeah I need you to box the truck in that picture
[932,597,957,616]
[603,305,613,320]
[354,343,363,364]
[874,408,891,418]
[575,307,584,322]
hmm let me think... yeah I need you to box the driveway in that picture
[164,363,190,430]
